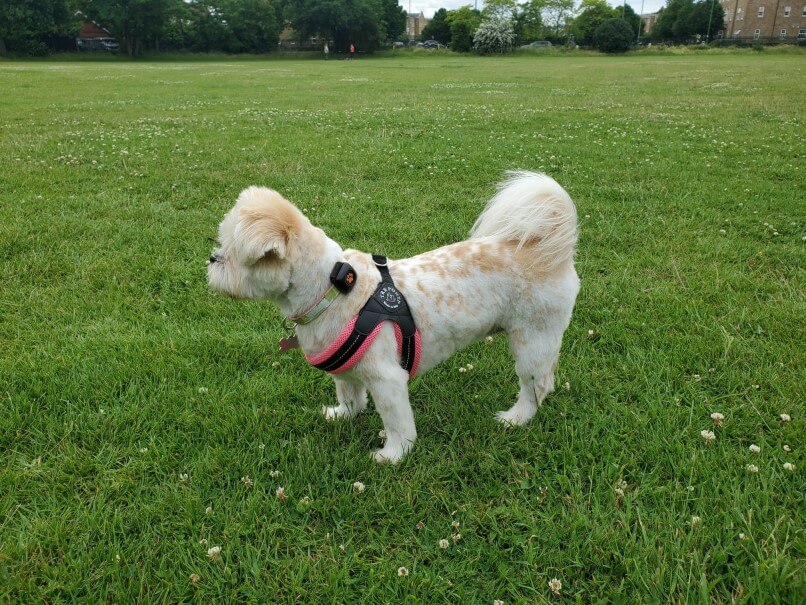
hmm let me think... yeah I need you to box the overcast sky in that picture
[400,0,667,19]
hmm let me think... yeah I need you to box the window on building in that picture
[799,28,806,38]
[783,6,791,16]
[780,29,787,38]
[754,28,761,38]
[757,7,764,17]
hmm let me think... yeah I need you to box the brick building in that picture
[406,12,430,40]
[720,0,806,40]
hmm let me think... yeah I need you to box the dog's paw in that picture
[495,410,531,427]
[322,404,351,421]
[372,443,410,465]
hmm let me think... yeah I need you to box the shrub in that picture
[473,17,515,54]
[593,18,634,53]
[451,20,472,53]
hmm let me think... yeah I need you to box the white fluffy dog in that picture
[207,171,579,463]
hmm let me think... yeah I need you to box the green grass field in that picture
[0,53,803,603]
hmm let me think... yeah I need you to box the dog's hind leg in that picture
[495,326,563,426]
[323,378,368,421]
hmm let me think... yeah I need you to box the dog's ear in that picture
[234,187,301,264]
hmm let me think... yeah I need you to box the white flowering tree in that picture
[473,16,516,54]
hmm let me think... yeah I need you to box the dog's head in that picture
[207,186,311,301]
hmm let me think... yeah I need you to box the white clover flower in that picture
[494,600,504,605]
[206,546,221,560]
[700,430,716,444]
[397,566,409,576]
[439,539,449,549]
[458,367,467,373]
[452,520,460,529]
[779,413,791,423]
[258,443,266,451]
[783,462,795,472]
[271,361,280,368]
[691,515,701,527]
[352,481,366,493]
[299,496,311,505]
[198,387,208,395]
[485,336,494,344]
[269,470,280,478]
[189,573,201,584]
[276,486,287,500]
[746,464,759,473]
[562,381,570,390]
[466,364,474,371]
[416,520,425,530]
[205,506,212,515]
[749,444,760,453]
[548,577,562,595]
[241,476,254,488]
[199,538,207,546]
[710,412,724,427]
[693,374,701,382]
[587,329,594,336]
[179,473,190,484]
[783,445,791,452]
[452,533,462,543]
[378,430,388,440]
[739,533,747,541]
[615,487,625,497]
[139,447,148,454]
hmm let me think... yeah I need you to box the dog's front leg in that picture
[366,369,416,464]
[322,377,368,421]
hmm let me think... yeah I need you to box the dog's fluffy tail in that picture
[470,171,578,270]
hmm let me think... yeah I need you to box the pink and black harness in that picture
[293,255,421,378]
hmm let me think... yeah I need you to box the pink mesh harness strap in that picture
[305,317,421,377]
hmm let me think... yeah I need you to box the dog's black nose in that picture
[209,254,219,264]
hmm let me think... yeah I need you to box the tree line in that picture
[0,0,728,58]
[0,0,406,56]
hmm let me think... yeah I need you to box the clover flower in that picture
[241,476,253,488]
[269,470,280,478]
[189,573,201,584]
[746,464,759,473]
[710,412,724,427]
[397,566,409,576]
[179,473,190,485]
[439,539,449,549]
[352,481,366,493]
[700,430,716,444]
[779,413,791,423]
[548,577,562,595]
[690,516,701,527]
[783,462,795,472]
[206,546,221,561]
[749,444,760,453]
[276,486,287,500]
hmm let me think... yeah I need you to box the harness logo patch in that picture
[377,284,402,310]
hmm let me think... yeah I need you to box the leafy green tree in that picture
[541,0,575,38]
[78,0,181,55]
[222,0,279,52]
[378,0,406,42]
[450,19,472,52]
[593,17,633,52]
[0,0,77,55]
[184,1,234,52]
[617,3,642,39]
[684,0,725,40]
[420,7,451,43]
[482,0,518,20]
[652,0,688,42]
[515,0,545,43]
[570,0,617,45]
[286,0,383,52]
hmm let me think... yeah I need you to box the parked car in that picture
[76,37,120,52]
[422,39,447,49]
[520,40,552,49]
